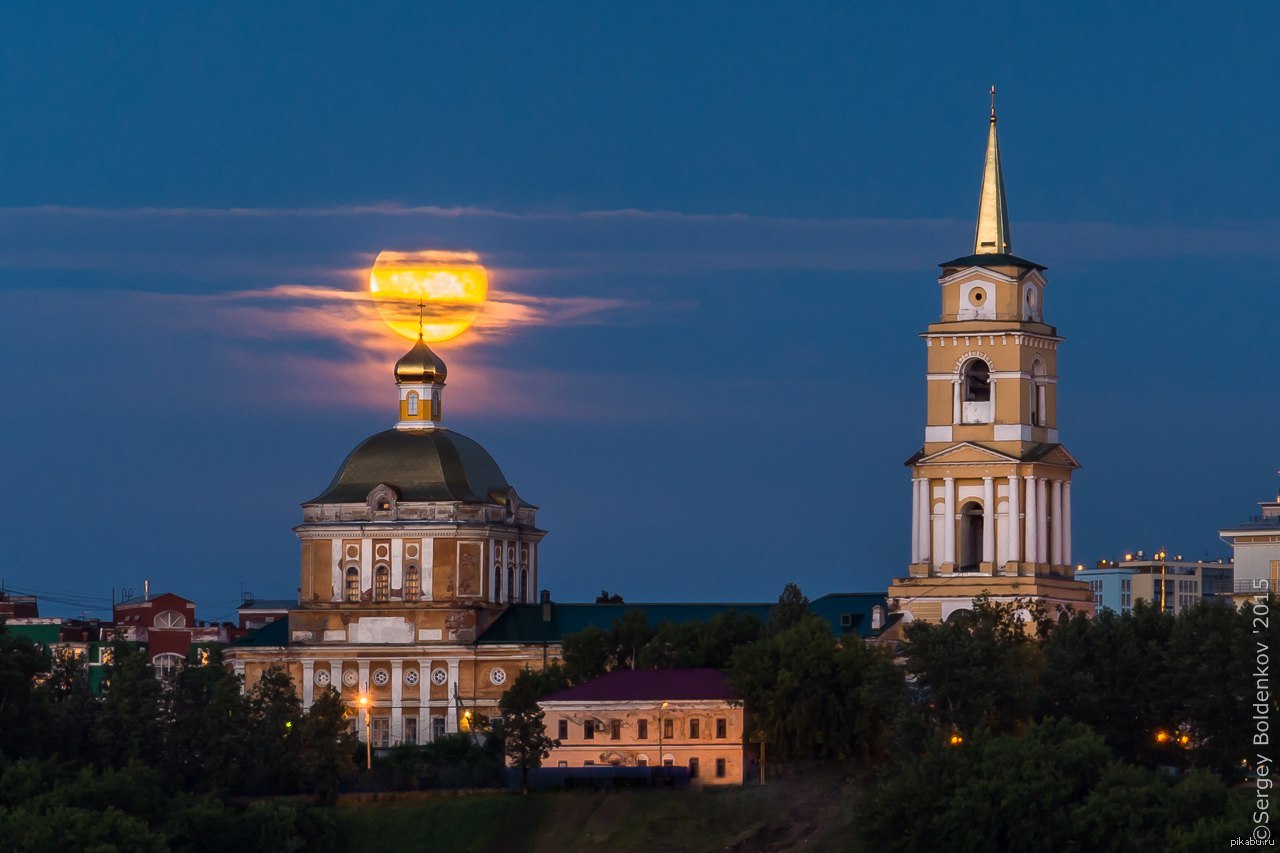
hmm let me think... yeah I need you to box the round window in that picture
[372,669,390,687]
[968,288,986,306]
[315,669,331,687]
[404,669,419,686]
[489,668,507,686]
[431,668,448,686]
[342,669,358,687]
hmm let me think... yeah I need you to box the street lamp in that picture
[657,701,669,775]
[358,693,372,770]
[1156,549,1168,613]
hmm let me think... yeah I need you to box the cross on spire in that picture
[417,298,425,340]
[990,85,997,121]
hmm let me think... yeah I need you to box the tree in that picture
[594,590,624,603]
[165,647,251,794]
[561,624,614,682]
[902,594,1047,736]
[497,668,564,793]
[242,665,304,794]
[769,582,810,633]
[94,640,166,769]
[296,687,358,803]
[0,623,51,760]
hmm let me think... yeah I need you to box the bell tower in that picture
[887,90,1094,624]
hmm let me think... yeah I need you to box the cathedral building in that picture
[886,97,1095,624]
[226,331,549,746]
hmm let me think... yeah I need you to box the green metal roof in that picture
[938,252,1046,271]
[233,615,290,647]
[476,593,887,645]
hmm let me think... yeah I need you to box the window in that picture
[431,390,440,420]
[958,501,984,571]
[432,717,445,741]
[962,359,991,403]
[715,718,727,739]
[584,760,594,766]
[558,719,568,740]
[493,564,502,603]
[403,717,418,745]
[690,719,700,739]
[507,566,515,604]
[371,717,391,748]
[404,565,420,601]
[638,719,648,739]
[406,391,419,415]
[715,758,726,778]
[155,610,186,629]
[610,720,621,740]
[584,721,595,740]
[663,718,674,739]
[345,567,360,602]
[520,569,529,604]
[374,566,390,601]
[153,653,184,680]
[558,761,568,768]
[637,756,648,767]
[688,757,700,778]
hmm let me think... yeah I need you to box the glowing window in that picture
[374,566,390,601]
[345,568,360,602]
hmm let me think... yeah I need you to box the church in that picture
[226,96,1094,747]
[885,94,1095,623]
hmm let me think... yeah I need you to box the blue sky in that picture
[1,3,1276,619]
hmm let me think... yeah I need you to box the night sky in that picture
[2,3,1276,620]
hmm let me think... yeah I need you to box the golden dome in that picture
[394,336,448,385]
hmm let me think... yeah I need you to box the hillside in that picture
[334,770,862,853]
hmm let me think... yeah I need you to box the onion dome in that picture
[395,336,448,385]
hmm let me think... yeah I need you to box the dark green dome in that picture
[306,428,510,504]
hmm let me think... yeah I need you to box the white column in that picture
[302,660,315,710]
[1062,482,1073,566]
[919,480,932,565]
[943,477,956,566]
[982,477,995,566]
[331,540,342,602]
[1050,480,1064,567]
[1036,478,1049,564]
[445,659,460,733]
[989,378,997,424]
[329,659,344,699]
[952,381,961,423]
[1007,475,1021,569]
[1024,475,1038,566]
[390,660,404,745]
[910,479,921,564]
[418,658,431,742]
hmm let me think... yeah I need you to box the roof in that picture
[541,668,736,703]
[116,592,192,607]
[395,337,447,384]
[938,252,1046,272]
[476,593,888,645]
[306,428,513,504]
[238,599,296,611]
[1221,515,1280,533]
[232,615,289,647]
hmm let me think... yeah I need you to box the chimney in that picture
[540,589,552,623]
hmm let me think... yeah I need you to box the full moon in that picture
[369,250,489,342]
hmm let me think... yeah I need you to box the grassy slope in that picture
[334,772,862,853]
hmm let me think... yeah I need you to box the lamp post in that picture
[657,701,669,775]
[1157,549,1168,613]
[358,693,371,770]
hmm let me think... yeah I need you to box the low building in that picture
[538,669,749,785]
[1076,555,1233,615]
[236,597,294,631]
[1220,485,1280,600]
[114,590,230,674]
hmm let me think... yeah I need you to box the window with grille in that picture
[374,566,390,601]
[345,568,360,602]
[404,565,420,601]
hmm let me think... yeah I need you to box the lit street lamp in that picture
[657,701,669,776]
[358,693,372,770]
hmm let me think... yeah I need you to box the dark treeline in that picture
[0,636,354,850]
[505,585,1268,849]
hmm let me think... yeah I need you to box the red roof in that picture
[541,668,737,703]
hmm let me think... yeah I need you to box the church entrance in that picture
[958,502,984,571]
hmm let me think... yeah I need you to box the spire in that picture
[973,85,1011,255]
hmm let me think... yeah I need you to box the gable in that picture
[917,442,1020,465]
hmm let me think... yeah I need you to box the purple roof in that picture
[540,668,737,703]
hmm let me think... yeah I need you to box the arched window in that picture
[1030,360,1047,427]
[153,653,184,680]
[345,567,360,602]
[506,566,515,604]
[431,390,441,420]
[406,391,419,415]
[493,563,502,603]
[962,359,990,403]
[155,610,186,629]
[404,565,420,601]
[958,501,984,571]
[374,566,390,601]
[520,568,529,604]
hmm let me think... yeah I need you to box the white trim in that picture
[924,426,953,442]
